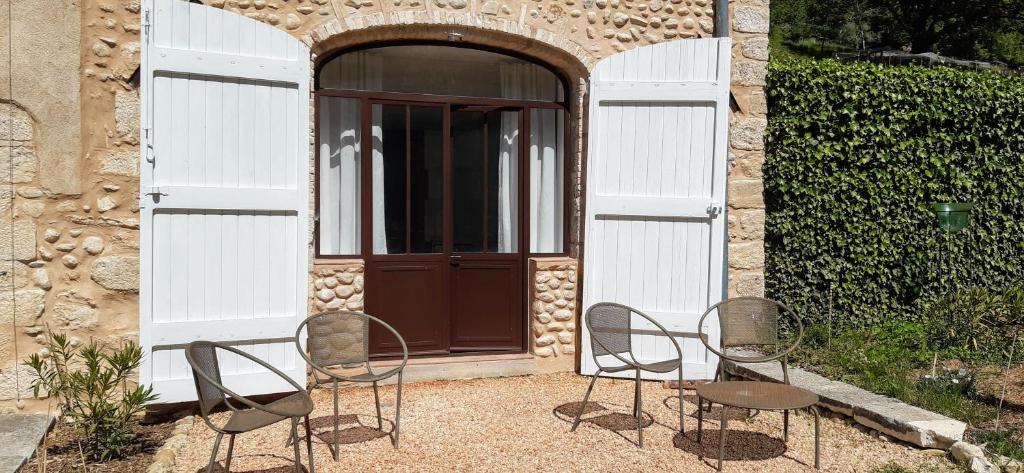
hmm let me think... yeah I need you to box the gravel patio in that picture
[171,373,956,472]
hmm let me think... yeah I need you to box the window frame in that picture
[313,42,572,260]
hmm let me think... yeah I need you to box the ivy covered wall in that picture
[764,59,1024,328]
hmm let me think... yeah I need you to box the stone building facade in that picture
[0,0,768,410]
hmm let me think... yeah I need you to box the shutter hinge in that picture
[142,8,152,41]
[707,202,723,218]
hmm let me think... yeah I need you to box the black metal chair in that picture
[695,296,820,470]
[294,311,408,460]
[185,341,316,473]
[571,302,685,447]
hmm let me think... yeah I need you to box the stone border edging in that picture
[722,349,966,449]
[146,416,198,473]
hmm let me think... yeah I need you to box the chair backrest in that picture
[697,296,803,363]
[586,302,633,358]
[305,311,370,367]
[185,341,227,418]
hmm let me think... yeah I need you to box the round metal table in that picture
[695,381,821,471]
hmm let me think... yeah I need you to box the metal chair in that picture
[294,311,408,460]
[571,302,685,447]
[695,296,820,470]
[185,341,316,473]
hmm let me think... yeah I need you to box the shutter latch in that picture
[144,187,167,197]
[707,202,723,218]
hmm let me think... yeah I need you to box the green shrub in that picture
[25,332,158,461]
[926,284,1024,356]
[765,58,1024,333]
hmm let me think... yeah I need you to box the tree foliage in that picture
[771,0,1024,67]
[764,58,1024,330]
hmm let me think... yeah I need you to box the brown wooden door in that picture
[365,101,525,356]
[449,107,524,352]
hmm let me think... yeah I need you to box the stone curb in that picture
[146,416,199,473]
[722,349,966,449]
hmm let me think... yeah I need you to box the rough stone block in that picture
[90,256,140,292]
[0,220,37,262]
[115,91,140,139]
[0,288,46,326]
[741,37,769,61]
[728,179,764,209]
[733,6,769,33]
[728,241,764,270]
[734,60,768,87]
[98,149,140,176]
[0,147,38,184]
[730,116,767,151]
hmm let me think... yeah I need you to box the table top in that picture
[695,381,819,410]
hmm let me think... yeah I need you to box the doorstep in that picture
[0,413,53,473]
[369,353,538,385]
[723,349,966,449]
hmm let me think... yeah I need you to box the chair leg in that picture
[718,403,728,471]
[635,370,643,448]
[783,410,790,442]
[304,416,315,473]
[677,369,685,433]
[224,434,235,471]
[332,379,340,461]
[811,405,821,470]
[571,370,601,432]
[393,372,404,449]
[206,432,224,473]
[290,418,303,472]
[697,397,704,447]
[373,381,383,430]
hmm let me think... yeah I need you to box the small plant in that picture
[24,332,158,462]
[927,285,1024,357]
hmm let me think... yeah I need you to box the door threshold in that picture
[372,352,533,367]
[368,353,537,384]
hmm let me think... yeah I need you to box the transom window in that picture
[316,44,568,257]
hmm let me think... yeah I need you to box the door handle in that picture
[450,255,462,266]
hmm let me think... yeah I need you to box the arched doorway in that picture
[314,43,570,356]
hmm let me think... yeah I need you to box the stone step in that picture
[369,353,538,385]
[0,413,53,473]
[723,349,966,449]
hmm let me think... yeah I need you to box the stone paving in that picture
[0,413,52,473]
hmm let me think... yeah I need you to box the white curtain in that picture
[529,108,564,253]
[497,111,519,253]
[317,53,382,255]
[500,64,564,254]
[502,61,564,254]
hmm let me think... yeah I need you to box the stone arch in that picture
[305,14,593,78]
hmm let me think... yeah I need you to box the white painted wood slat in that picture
[581,38,731,382]
[140,0,310,403]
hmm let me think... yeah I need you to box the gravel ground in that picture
[173,373,957,472]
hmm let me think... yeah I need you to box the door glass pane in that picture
[318,97,360,255]
[319,45,564,102]
[373,104,407,254]
[487,111,519,253]
[452,111,485,253]
[529,108,565,253]
[409,106,443,253]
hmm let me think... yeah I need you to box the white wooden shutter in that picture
[139,0,310,403]
[581,39,730,381]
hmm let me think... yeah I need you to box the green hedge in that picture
[764,59,1024,328]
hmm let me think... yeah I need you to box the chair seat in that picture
[696,381,818,411]
[316,365,403,383]
[222,391,314,433]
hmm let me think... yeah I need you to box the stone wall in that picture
[0,0,142,412]
[726,0,769,297]
[530,258,578,372]
[310,263,366,313]
[1,0,768,410]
